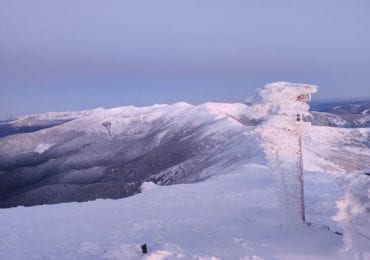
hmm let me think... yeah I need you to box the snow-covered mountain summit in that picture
[0,83,369,208]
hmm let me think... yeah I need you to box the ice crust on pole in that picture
[246,82,318,223]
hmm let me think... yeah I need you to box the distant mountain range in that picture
[311,99,370,114]
[0,99,369,208]
[309,100,370,128]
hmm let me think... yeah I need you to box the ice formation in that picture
[245,81,317,119]
[247,82,318,223]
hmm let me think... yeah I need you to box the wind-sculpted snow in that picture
[246,82,318,223]
[245,83,370,223]
[245,81,317,119]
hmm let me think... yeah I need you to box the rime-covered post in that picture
[246,82,317,224]
[295,93,312,222]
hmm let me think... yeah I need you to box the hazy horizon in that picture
[1,1,369,117]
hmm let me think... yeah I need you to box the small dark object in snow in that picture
[102,121,112,136]
[365,172,370,176]
[141,244,148,254]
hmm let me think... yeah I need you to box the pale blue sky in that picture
[1,0,369,117]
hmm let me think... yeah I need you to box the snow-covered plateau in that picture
[0,82,369,259]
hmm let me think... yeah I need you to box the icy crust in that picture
[245,81,318,119]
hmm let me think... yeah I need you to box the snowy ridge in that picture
[1,82,370,259]
[0,101,263,208]
[0,85,369,208]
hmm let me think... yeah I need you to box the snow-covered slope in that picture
[1,90,370,208]
[310,111,370,128]
[0,102,262,207]
[305,126,370,173]
[0,164,350,260]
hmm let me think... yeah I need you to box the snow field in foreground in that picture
[0,164,349,260]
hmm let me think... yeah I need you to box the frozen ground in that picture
[0,164,351,260]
